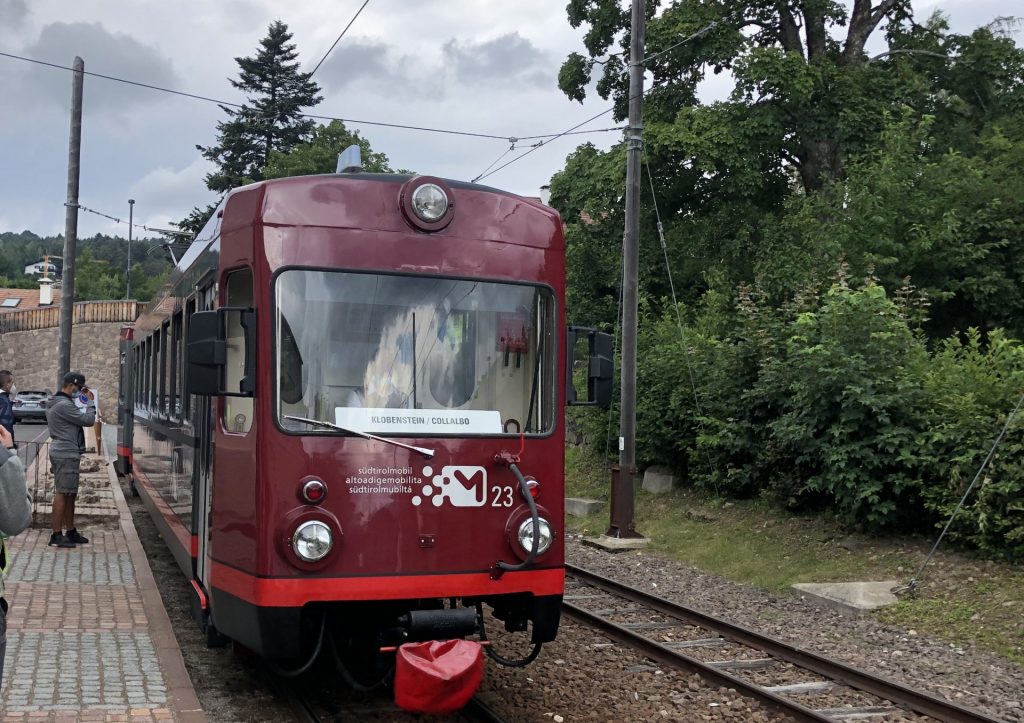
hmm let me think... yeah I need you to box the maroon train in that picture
[115,167,611,684]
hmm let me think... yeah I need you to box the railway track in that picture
[564,563,1007,723]
[272,673,510,723]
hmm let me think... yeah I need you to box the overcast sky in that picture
[0,0,1017,240]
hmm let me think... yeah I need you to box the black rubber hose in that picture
[269,614,326,678]
[476,602,543,668]
[496,462,541,572]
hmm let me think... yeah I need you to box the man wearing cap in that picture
[45,372,95,548]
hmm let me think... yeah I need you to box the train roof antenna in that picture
[337,144,362,173]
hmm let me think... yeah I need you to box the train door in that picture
[192,285,217,589]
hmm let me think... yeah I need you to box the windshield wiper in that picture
[284,415,435,459]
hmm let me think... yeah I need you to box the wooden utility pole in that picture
[57,56,84,388]
[607,0,646,539]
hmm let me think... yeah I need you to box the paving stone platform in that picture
[1,447,205,722]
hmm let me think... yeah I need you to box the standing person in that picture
[0,424,32,687]
[45,372,95,548]
[0,371,15,449]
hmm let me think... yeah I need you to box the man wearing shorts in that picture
[45,372,95,548]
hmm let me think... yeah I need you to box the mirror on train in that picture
[186,308,256,397]
[187,311,225,396]
[566,327,614,409]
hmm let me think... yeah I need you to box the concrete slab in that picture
[642,466,674,494]
[565,497,605,517]
[792,580,900,615]
[582,534,650,552]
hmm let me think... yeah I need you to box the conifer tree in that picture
[196,20,322,195]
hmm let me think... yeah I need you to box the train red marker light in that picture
[525,477,540,500]
[301,479,327,504]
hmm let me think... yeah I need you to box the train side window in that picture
[183,297,196,419]
[143,338,150,410]
[150,332,159,410]
[223,268,254,434]
[159,322,170,415]
[170,312,183,419]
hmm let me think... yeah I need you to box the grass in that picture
[564,446,1024,666]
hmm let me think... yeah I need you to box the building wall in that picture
[0,322,126,421]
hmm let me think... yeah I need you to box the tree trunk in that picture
[797,137,843,193]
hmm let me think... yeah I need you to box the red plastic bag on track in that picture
[394,639,484,714]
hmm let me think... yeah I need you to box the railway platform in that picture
[1,438,206,722]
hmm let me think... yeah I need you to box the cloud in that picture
[442,32,552,88]
[313,37,433,98]
[16,22,179,118]
[0,0,28,28]
[129,157,215,226]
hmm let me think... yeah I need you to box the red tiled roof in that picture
[0,287,62,312]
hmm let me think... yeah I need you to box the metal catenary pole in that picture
[607,0,645,538]
[126,198,134,300]
[57,56,84,389]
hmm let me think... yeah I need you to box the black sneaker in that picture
[48,532,75,548]
[66,529,89,544]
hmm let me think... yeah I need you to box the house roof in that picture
[0,287,62,312]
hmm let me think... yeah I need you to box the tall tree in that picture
[559,0,912,194]
[185,19,323,234]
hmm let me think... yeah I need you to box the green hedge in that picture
[625,279,1024,559]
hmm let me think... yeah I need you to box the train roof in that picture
[134,172,562,332]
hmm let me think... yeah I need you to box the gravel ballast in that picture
[124,480,1023,721]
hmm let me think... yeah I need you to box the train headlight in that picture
[292,521,333,562]
[517,517,553,555]
[400,176,455,231]
[411,183,448,222]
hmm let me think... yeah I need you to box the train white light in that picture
[517,517,553,555]
[411,183,449,222]
[292,521,333,562]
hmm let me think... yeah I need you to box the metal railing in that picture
[14,440,54,526]
[0,300,140,334]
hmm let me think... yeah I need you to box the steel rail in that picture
[565,564,1006,723]
[562,601,835,723]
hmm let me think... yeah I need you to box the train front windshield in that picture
[275,270,556,436]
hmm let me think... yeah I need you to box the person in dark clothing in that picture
[0,424,32,688]
[45,371,95,548]
[0,371,15,448]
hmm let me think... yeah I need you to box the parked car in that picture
[12,390,51,423]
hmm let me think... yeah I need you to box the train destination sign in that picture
[335,408,502,434]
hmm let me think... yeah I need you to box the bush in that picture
[916,330,1024,559]
[759,281,928,528]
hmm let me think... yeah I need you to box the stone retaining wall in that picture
[0,322,127,421]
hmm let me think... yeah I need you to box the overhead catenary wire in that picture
[68,203,193,238]
[472,143,518,183]
[0,50,623,144]
[309,0,372,78]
